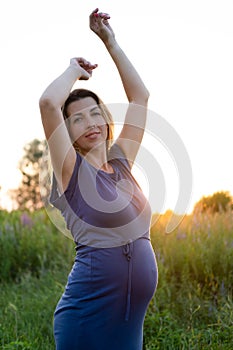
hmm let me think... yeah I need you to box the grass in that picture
[0,273,59,349]
[0,208,232,349]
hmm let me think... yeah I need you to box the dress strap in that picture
[123,241,133,321]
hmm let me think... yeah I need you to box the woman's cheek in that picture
[70,128,83,143]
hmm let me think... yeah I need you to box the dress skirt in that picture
[54,237,158,350]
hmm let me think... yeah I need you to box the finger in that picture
[77,57,86,63]
[83,61,97,68]
[91,8,99,14]
[85,65,98,73]
[98,12,110,19]
[79,60,98,71]
[90,8,99,17]
[77,58,89,67]
[90,63,98,70]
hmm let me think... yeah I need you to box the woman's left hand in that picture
[89,8,115,44]
[70,57,98,80]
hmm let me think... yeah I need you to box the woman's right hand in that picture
[70,57,98,80]
[89,8,115,44]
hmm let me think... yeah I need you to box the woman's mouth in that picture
[85,131,100,139]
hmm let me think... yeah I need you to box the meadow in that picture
[0,208,232,349]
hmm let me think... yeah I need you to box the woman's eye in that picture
[92,112,101,116]
[74,117,83,123]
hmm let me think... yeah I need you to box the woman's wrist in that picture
[104,36,118,51]
[68,64,82,80]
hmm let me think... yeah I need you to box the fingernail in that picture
[94,13,99,17]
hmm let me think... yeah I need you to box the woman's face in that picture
[66,97,108,155]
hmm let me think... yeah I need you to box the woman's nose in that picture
[86,116,96,128]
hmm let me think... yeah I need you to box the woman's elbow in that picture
[39,95,57,115]
[143,88,150,103]
[39,94,51,109]
[131,89,150,106]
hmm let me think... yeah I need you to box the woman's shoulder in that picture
[108,143,131,170]
[49,152,82,209]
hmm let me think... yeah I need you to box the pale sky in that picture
[0,0,233,213]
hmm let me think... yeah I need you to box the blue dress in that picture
[50,144,158,350]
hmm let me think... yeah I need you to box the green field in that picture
[0,209,232,349]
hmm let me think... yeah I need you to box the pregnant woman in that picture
[39,8,158,350]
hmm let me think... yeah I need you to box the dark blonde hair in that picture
[62,89,114,151]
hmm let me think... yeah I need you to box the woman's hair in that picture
[62,89,114,151]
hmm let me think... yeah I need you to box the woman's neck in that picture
[81,144,113,173]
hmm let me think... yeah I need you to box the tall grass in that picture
[144,209,233,349]
[0,209,74,349]
[0,209,232,349]
[0,210,75,282]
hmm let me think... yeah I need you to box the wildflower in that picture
[20,212,33,228]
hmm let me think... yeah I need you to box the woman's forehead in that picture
[67,97,99,114]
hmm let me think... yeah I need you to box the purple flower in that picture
[20,213,33,228]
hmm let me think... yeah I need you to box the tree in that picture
[10,139,50,211]
[193,191,233,214]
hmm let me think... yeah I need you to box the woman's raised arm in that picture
[90,8,150,166]
[39,58,97,192]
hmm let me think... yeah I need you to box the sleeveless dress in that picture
[50,143,158,350]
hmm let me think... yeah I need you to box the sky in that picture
[0,0,233,214]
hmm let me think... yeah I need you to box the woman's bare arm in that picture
[39,58,97,192]
[90,8,149,166]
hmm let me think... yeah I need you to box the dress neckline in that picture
[80,155,116,176]
[96,160,117,177]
